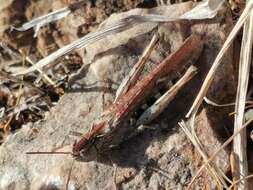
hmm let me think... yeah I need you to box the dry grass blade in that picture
[13,17,145,76]
[186,1,253,118]
[204,97,253,107]
[179,120,228,189]
[18,49,56,87]
[181,0,225,19]
[185,116,253,190]
[204,97,236,107]
[0,43,55,86]
[13,7,71,37]
[137,65,197,125]
[13,1,224,76]
[11,0,88,37]
[24,55,56,87]
[232,8,253,190]
[115,33,159,101]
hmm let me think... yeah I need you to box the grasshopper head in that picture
[72,138,97,160]
[71,122,108,160]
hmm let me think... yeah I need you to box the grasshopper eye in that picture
[79,147,90,158]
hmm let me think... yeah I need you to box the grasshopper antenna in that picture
[26,143,73,155]
[26,151,72,155]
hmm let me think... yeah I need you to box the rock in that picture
[0,2,236,190]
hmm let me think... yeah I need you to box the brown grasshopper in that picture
[26,33,203,190]
[71,33,204,159]
[27,33,203,161]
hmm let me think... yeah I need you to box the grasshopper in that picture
[27,33,203,161]
[71,33,203,159]
[26,33,204,189]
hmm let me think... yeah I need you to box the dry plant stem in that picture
[204,97,237,107]
[12,0,87,36]
[232,8,253,190]
[65,160,75,190]
[231,152,239,187]
[18,49,56,86]
[3,53,25,139]
[73,34,203,155]
[115,33,159,101]
[186,1,253,118]
[229,174,253,190]
[137,65,197,125]
[185,116,253,190]
[25,56,56,87]
[179,121,228,189]
[204,97,253,108]
[3,117,13,141]
[230,104,253,116]
[112,164,118,190]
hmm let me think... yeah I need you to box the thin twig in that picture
[229,104,253,116]
[25,56,56,86]
[230,152,239,187]
[204,97,253,107]
[19,49,56,86]
[184,116,253,190]
[65,159,75,190]
[3,51,26,140]
[112,164,118,190]
[229,174,253,190]
[179,120,228,189]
